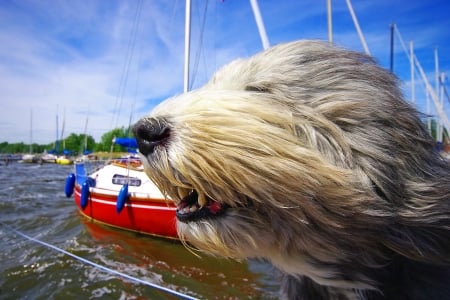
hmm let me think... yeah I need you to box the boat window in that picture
[112,174,141,186]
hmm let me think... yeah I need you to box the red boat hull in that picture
[73,184,178,239]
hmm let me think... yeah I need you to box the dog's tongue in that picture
[176,190,227,222]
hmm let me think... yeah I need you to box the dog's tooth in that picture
[189,206,198,213]
[198,192,207,206]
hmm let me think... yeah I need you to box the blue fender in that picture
[64,173,76,197]
[80,180,91,209]
[116,184,129,213]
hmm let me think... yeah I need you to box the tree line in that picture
[1,120,447,154]
[0,126,133,154]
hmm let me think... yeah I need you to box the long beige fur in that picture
[134,40,450,299]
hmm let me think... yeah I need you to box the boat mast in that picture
[327,0,333,44]
[249,0,270,50]
[82,113,89,154]
[345,0,370,55]
[435,47,442,143]
[389,23,395,72]
[29,109,33,154]
[395,25,450,137]
[183,0,191,93]
[440,72,446,142]
[410,41,415,105]
[60,107,66,151]
[55,106,60,155]
[427,88,431,134]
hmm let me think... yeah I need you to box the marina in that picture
[0,163,278,299]
[0,0,449,298]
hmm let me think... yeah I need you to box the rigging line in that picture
[184,0,191,93]
[127,12,145,137]
[212,0,218,75]
[189,0,209,90]
[168,0,180,34]
[110,29,134,130]
[443,83,450,105]
[115,0,144,129]
[439,75,450,105]
[113,1,142,127]
[124,45,142,176]
[394,25,450,132]
[0,222,199,300]
[110,0,144,130]
[125,12,145,176]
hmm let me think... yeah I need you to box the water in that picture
[0,163,279,299]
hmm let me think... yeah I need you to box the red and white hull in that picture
[67,159,178,239]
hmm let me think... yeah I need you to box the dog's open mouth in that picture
[176,190,228,222]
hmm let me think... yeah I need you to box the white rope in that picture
[0,222,199,300]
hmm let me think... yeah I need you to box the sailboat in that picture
[56,145,73,165]
[63,0,197,239]
[40,110,60,164]
[40,150,57,163]
[64,137,178,238]
[20,109,37,163]
[56,108,74,165]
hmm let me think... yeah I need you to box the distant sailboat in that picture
[41,109,60,163]
[76,113,93,162]
[56,108,73,165]
[20,109,37,163]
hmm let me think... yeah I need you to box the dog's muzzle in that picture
[133,118,171,155]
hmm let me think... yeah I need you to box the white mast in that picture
[83,114,89,153]
[440,72,446,141]
[410,41,415,104]
[394,25,450,136]
[327,0,333,44]
[435,47,440,99]
[183,0,191,93]
[250,0,270,50]
[426,89,431,134]
[345,0,370,55]
[435,47,442,143]
[29,109,33,154]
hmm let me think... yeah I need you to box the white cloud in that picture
[0,1,187,144]
[0,0,449,145]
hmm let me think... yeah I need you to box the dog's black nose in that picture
[133,118,171,155]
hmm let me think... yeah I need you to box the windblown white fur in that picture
[134,41,450,299]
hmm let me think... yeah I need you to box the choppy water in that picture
[0,163,279,299]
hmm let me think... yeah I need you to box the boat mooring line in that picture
[0,222,199,300]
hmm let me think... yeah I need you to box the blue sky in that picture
[1,0,449,145]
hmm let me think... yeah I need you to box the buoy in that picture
[64,173,76,197]
[80,180,91,209]
[116,184,129,213]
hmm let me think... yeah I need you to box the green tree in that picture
[61,133,96,155]
[96,126,134,152]
[427,118,449,141]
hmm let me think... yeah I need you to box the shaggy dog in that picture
[133,41,450,299]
